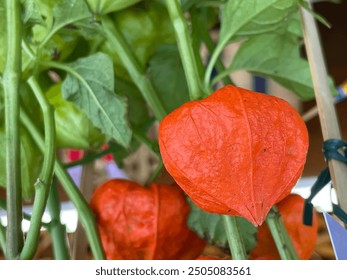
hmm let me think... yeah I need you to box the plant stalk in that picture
[19,109,105,260]
[165,0,206,100]
[19,77,56,259]
[222,215,247,260]
[266,206,298,260]
[4,0,23,259]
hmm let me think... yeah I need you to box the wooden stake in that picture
[300,3,347,224]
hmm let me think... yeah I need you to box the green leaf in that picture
[62,52,132,148]
[115,78,150,126]
[148,44,190,113]
[47,83,106,150]
[220,0,299,40]
[187,199,257,252]
[228,33,338,100]
[206,0,300,86]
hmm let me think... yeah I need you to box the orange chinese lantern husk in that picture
[159,85,309,225]
[90,179,205,260]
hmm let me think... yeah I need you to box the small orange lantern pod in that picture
[249,194,318,260]
[90,179,205,260]
[159,85,309,225]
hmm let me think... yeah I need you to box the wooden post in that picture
[300,3,347,224]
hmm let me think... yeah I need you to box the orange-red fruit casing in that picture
[158,85,309,225]
[90,179,205,260]
[249,193,318,260]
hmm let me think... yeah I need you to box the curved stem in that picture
[4,0,23,259]
[222,215,247,260]
[190,8,233,88]
[165,0,206,100]
[204,42,225,90]
[19,109,105,260]
[101,17,167,121]
[266,206,298,260]
[20,77,56,260]
[47,180,70,260]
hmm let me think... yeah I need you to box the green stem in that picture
[204,41,226,90]
[0,223,6,258]
[19,77,56,260]
[165,0,206,100]
[266,206,299,260]
[4,0,23,259]
[47,180,70,260]
[64,149,110,169]
[101,17,167,121]
[19,109,105,260]
[190,8,233,87]
[222,215,247,260]
[55,160,104,259]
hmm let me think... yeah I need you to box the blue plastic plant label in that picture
[323,213,347,260]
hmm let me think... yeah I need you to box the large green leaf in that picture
[62,52,132,148]
[228,33,338,100]
[187,199,257,253]
[220,0,299,41]
[148,44,190,113]
[207,0,300,85]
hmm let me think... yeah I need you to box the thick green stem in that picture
[222,215,247,260]
[101,17,167,121]
[19,109,105,260]
[4,0,23,259]
[47,181,70,260]
[165,0,206,100]
[266,206,299,260]
[19,77,56,260]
